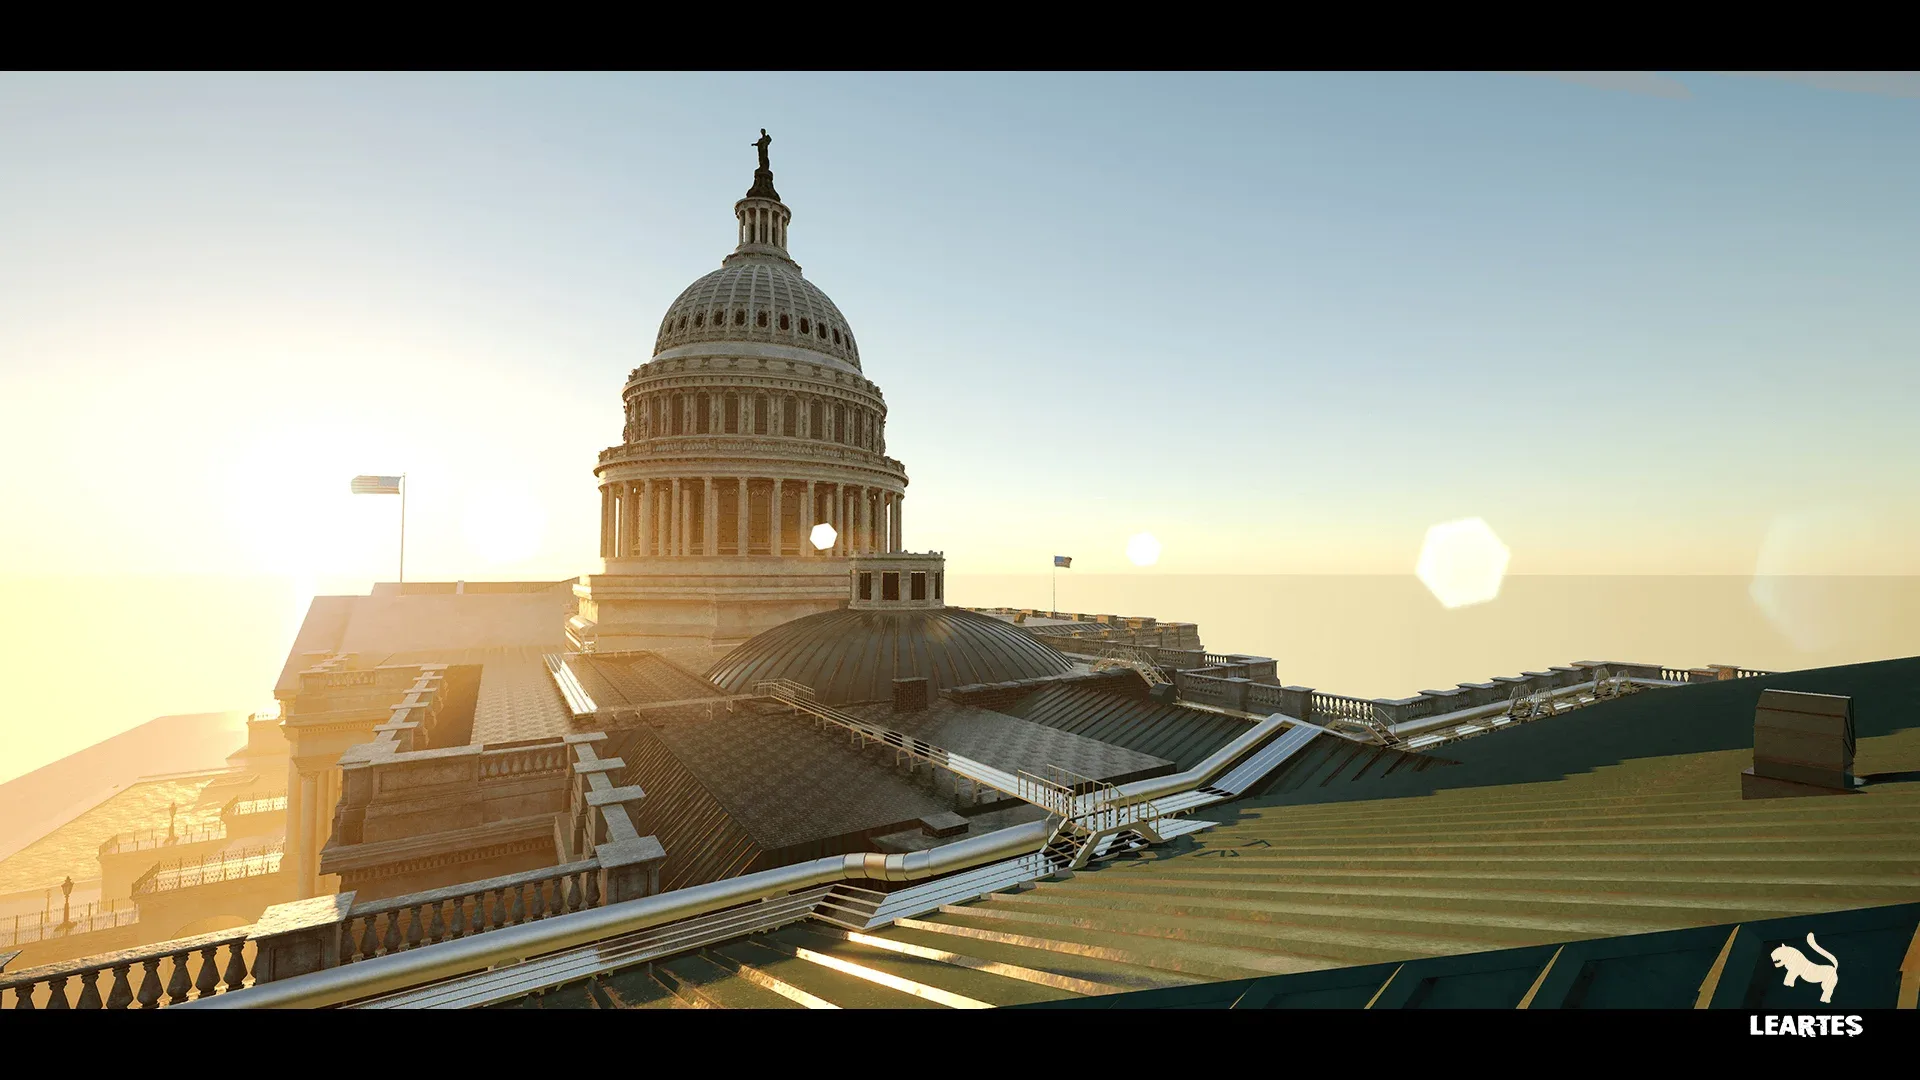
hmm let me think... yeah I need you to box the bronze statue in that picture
[753,129,771,172]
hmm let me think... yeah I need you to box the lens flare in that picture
[1126,533,1162,567]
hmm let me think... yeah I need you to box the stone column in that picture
[599,485,613,559]
[859,486,872,555]
[703,477,717,556]
[831,483,844,556]
[803,480,817,555]
[770,479,784,557]
[895,494,904,553]
[671,478,683,557]
[639,479,653,558]
[737,477,749,555]
[297,768,319,899]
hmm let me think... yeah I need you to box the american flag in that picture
[1054,555,1072,568]
[351,475,403,495]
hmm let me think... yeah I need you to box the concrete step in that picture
[1101,858,1920,894]
[706,937,947,1009]
[984,880,1810,942]
[1137,835,1909,859]
[775,924,1080,1006]
[653,953,805,1009]
[871,920,1208,993]
[584,970,689,1009]
[1225,802,1920,839]
[946,889,1588,957]
[920,903,1458,974]
[1038,872,1917,919]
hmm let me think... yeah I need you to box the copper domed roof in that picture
[706,607,1074,705]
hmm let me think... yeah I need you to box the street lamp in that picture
[56,876,74,934]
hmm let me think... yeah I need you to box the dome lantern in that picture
[732,128,794,265]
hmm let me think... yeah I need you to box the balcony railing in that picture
[131,843,285,897]
[337,860,603,966]
[0,927,255,1009]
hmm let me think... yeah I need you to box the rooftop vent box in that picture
[1741,689,1861,799]
[893,677,930,713]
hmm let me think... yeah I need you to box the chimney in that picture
[893,677,929,714]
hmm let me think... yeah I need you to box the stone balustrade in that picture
[0,926,254,1009]
[336,859,602,965]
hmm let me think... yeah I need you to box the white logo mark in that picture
[1771,932,1840,1004]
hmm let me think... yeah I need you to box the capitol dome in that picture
[653,261,862,372]
[575,131,915,654]
[706,606,1075,705]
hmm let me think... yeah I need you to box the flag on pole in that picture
[351,475,403,495]
[1054,555,1072,568]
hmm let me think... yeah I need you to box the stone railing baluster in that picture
[165,950,193,1004]
[106,964,135,1009]
[405,906,424,949]
[194,945,221,999]
[75,969,103,1009]
[381,911,401,955]
[136,957,163,1008]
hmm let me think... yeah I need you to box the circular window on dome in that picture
[799,318,811,335]
[757,311,769,328]
[779,314,791,331]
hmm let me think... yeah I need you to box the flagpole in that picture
[1052,563,1056,616]
[399,474,407,585]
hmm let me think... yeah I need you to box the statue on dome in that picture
[752,129,772,172]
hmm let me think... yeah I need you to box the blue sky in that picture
[2,71,1916,583]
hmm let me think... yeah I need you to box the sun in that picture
[463,491,548,567]
[1126,533,1161,567]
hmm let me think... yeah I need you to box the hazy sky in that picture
[3,71,1917,591]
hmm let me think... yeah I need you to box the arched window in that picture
[809,400,823,439]
[694,313,704,328]
[696,393,711,435]
[678,316,688,330]
[782,396,797,436]
[753,395,769,435]
[735,309,746,326]
[757,310,769,328]
[779,314,790,331]
[799,318,811,335]
[834,404,846,444]
[724,393,739,434]
[832,328,842,345]
[818,323,827,339]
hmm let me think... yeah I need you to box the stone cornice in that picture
[595,437,908,482]
[626,354,879,397]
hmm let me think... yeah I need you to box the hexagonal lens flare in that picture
[1416,518,1510,609]
[809,522,837,551]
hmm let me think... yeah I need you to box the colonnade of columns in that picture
[600,477,902,559]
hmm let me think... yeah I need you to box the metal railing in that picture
[2,903,139,948]
[99,824,225,856]
[224,792,287,818]
[131,843,285,896]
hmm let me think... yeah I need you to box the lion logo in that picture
[1770,932,1840,1003]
